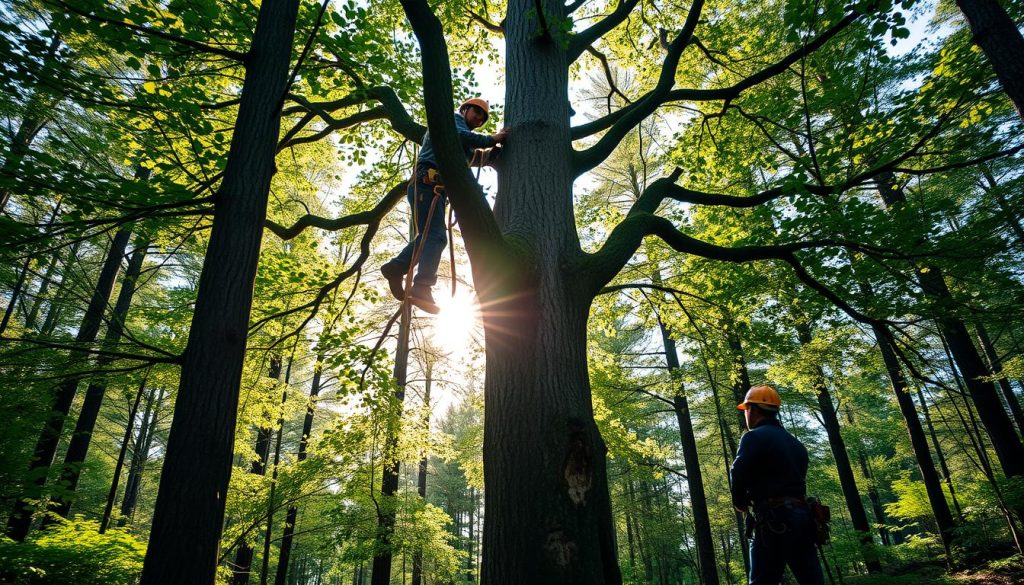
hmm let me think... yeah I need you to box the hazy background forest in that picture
[1,0,1023,582]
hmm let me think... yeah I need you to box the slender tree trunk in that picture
[954,0,1024,120]
[24,249,61,330]
[49,239,148,520]
[5,225,131,541]
[878,179,1024,479]
[274,360,324,585]
[39,241,81,336]
[1,199,63,335]
[234,357,282,585]
[412,363,432,585]
[140,0,300,578]
[371,301,411,585]
[722,330,753,575]
[100,372,149,533]
[797,326,880,572]
[981,168,1024,246]
[915,387,963,521]
[261,355,294,585]
[119,388,164,526]
[658,322,718,584]
[0,33,61,213]
[975,322,1024,436]
[845,410,891,546]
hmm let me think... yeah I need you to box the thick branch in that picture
[570,10,860,142]
[264,181,406,240]
[284,87,425,143]
[567,0,641,62]
[399,0,507,262]
[572,0,705,176]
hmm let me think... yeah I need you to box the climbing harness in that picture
[402,146,492,312]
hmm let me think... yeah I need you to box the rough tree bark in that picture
[139,0,300,579]
[954,0,1024,120]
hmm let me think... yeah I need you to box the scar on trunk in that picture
[564,425,592,505]
[545,529,577,567]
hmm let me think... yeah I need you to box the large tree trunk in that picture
[49,239,148,520]
[5,225,131,541]
[466,1,619,581]
[139,0,300,579]
[954,0,1024,120]
[658,322,718,585]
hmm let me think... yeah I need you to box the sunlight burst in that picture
[429,288,482,353]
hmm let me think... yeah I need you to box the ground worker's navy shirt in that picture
[730,419,809,511]
[417,112,495,169]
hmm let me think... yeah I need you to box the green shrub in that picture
[0,517,145,584]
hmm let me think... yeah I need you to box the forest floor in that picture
[845,555,1024,584]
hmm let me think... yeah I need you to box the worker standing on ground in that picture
[380,98,508,314]
[731,384,824,585]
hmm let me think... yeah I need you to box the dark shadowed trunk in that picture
[797,326,880,573]
[100,373,149,533]
[5,225,131,541]
[877,178,1024,479]
[658,321,718,584]
[954,0,1024,120]
[975,323,1024,436]
[119,387,164,526]
[274,360,323,585]
[140,0,300,579]
[49,239,148,520]
[371,302,410,585]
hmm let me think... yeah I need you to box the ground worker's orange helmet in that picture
[737,384,782,411]
[460,98,490,121]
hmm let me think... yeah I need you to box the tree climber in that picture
[732,384,825,585]
[380,98,508,314]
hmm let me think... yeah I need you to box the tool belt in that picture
[757,496,807,509]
